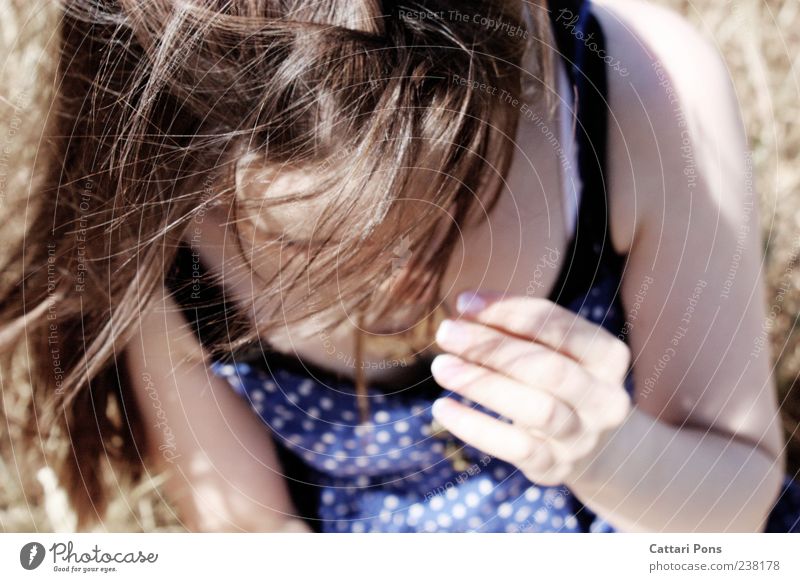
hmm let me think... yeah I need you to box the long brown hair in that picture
[0,1,552,529]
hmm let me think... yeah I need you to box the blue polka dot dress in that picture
[201,0,800,533]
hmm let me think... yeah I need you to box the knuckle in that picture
[541,353,569,386]
[608,339,632,377]
[513,436,541,464]
[532,446,556,474]
[571,434,599,459]
[611,392,632,424]
[537,396,559,430]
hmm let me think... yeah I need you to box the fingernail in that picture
[430,354,465,381]
[435,319,467,347]
[456,291,487,315]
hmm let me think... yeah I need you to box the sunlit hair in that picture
[0,0,552,529]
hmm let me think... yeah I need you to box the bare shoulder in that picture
[591,0,747,255]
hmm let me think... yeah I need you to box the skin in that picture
[127,0,786,532]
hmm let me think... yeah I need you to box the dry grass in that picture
[1,0,799,532]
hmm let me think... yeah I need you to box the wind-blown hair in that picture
[0,0,551,529]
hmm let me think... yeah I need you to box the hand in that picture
[430,291,633,487]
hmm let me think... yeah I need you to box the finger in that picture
[435,320,630,428]
[436,319,593,408]
[430,354,581,438]
[455,292,631,385]
[431,397,555,474]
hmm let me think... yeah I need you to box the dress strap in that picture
[546,0,626,307]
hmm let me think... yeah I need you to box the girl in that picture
[2,0,799,533]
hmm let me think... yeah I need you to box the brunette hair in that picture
[0,0,552,529]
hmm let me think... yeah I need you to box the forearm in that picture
[568,406,784,532]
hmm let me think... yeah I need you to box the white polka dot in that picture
[424,520,438,532]
[429,496,445,511]
[478,479,493,495]
[445,487,459,500]
[356,475,370,487]
[452,504,467,519]
[351,521,365,533]
[376,431,391,444]
[593,306,605,319]
[388,448,402,459]
[374,411,390,423]
[298,380,314,396]
[271,418,284,430]
[341,410,356,421]
[287,392,300,404]
[344,439,356,449]
[436,514,452,528]
[431,441,445,454]
[377,459,391,469]
[534,508,548,523]
[355,457,369,467]
[551,515,564,528]
[409,504,425,519]
[335,504,348,515]
[321,432,336,444]
[384,495,399,509]
[302,420,315,431]
[467,516,482,529]
[465,492,480,508]
[262,381,277,392]
[354,424,372,437]
[553,495,566,509]
[323,459,338,471]
[565,515,578,529]
[379,510,392,523]
[410,405,424,415]
[497,502,513,518]
[394,421,409,433]
[308,406,321,417]
[420,424,432,436]
[524,487,541,502]
[334,450,347,461]
[252,390,265,401]
[313,442,326,453]
[493,466,508,480]
[514,506,532,522]
[493,487,509,501]
[321,491,335,505]
[320,397,334,410]
[365,443,380,455]
[398,435,412,447]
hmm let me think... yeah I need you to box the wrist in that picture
[565,405,651,491]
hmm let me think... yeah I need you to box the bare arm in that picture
[567,0,786,532]
[124,287,312,532]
